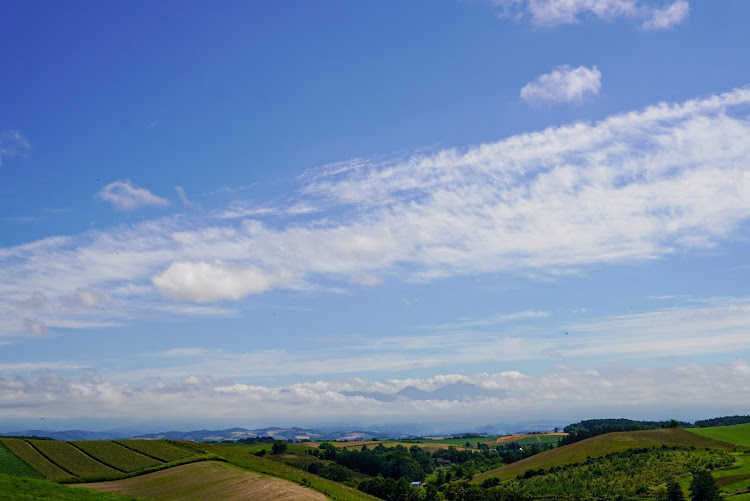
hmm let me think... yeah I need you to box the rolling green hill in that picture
[475,428,739,483]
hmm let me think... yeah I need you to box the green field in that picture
[0,472,144,501]
[0,442,42,479]
[31,440,121,478]
[690,423,750,448]
[0,438,74,481]
[114,440,195,463]
[73,441,162,472]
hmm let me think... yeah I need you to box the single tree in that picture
[665,478,686,501]
[271,439,288,454]
[689,469,720,501]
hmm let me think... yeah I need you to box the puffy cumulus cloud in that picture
[152,260,298,302]
[97,180,169,211]
[521,65,601,104]
[1,361,748,425]
[0,129,30,167]
[492,0,689,29]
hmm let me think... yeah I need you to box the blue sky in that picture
[1,0,750,431]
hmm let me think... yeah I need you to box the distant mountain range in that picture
[1,420,562,442]
[340,381,503,402]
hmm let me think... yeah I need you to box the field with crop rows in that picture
[73,441,162,472]
[0,441,42,479]
[0,438,73,481]
[115,440,194,462]
[30,440,120,478]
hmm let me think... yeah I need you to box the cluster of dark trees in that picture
[661,470,721,501]
[235,436,277,444]
[308,443,434,482]
[301,440,555,500]
[694,415,750,428]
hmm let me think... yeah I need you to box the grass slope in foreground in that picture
[0,472,144,501]
[475,428,739,482]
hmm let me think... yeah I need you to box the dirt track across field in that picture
[77,461,327,501]
[493,433,568,444]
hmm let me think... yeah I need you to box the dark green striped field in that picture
[0,437,204,483]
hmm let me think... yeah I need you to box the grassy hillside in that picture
[475,428,738,482]
[0,472,144,501]
[0,437,377,501]
[689,423,750,448]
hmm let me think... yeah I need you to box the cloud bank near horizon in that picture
[0,358,746,428]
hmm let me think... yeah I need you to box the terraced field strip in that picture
[73,441,162,472]
[78,460,329,501]
[0,441,43,478]
[0,438,73,481]
[30,440,120,478]
[115,440,194,463]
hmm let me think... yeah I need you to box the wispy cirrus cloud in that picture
[0,129,30,168]
[97,180,169,211]
[0,88,749,333]
[492,0,689,29]
[521,65,602,104]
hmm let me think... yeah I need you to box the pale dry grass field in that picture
[76,461,327,501]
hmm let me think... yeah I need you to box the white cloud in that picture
[97,180,169,211]
[23,319,46,336]
[152,260,298,302]
[0,129,30,167]
[521,65,602,104]
[175,186,200,209]
[492,0,689,29]
[60,289,111,310]
[642,0,689,30]
[0,361,747,426]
